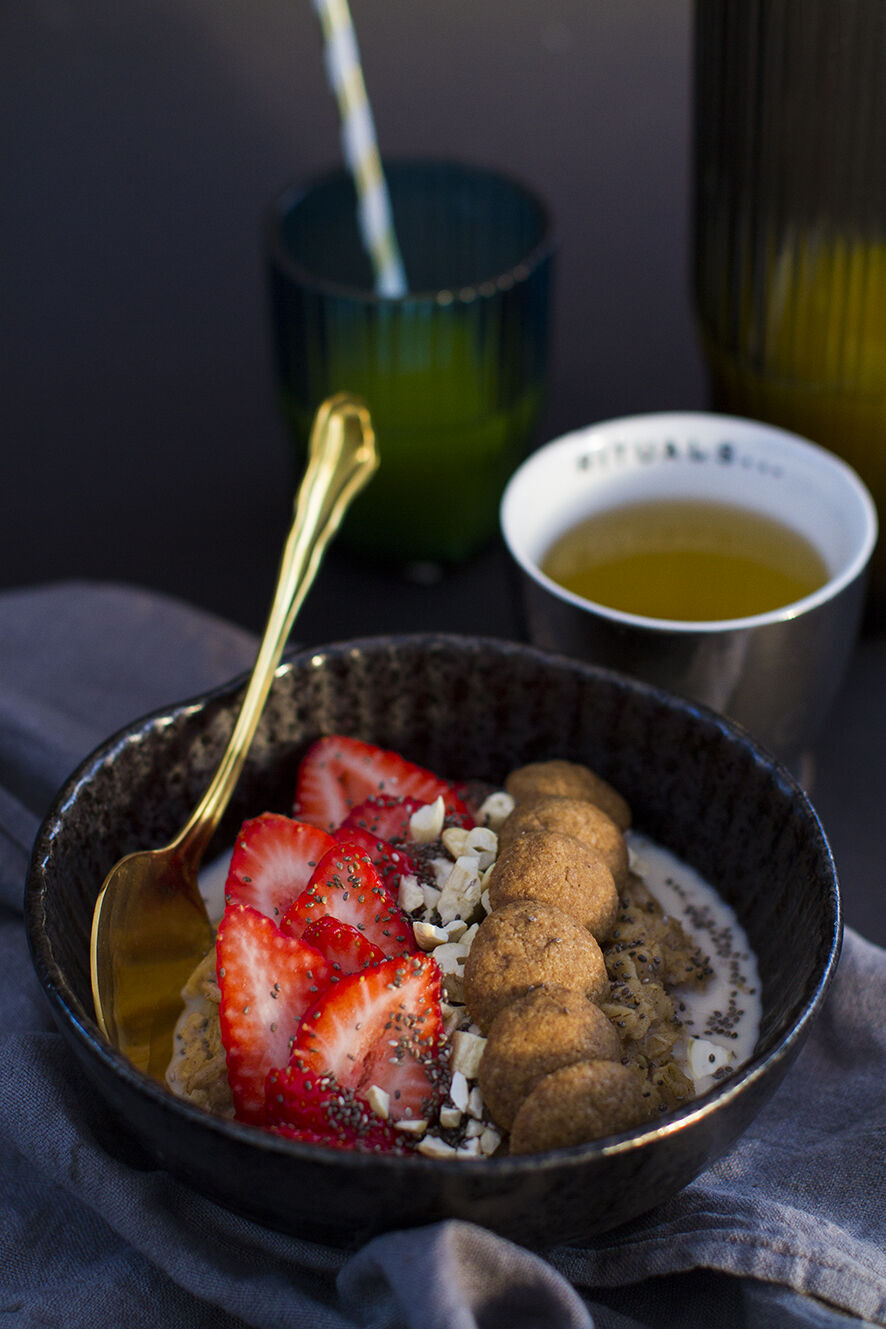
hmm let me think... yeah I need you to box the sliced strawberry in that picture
[216,903,331,1125]
[223,813,335,923]
[292,953,446,1124]
[339,794,427,842]
[293,735,470,832]
[299,915,386,974]
[266,1064,407,1154]
[271,1122,407,1154]
[281,843,417,957]
[341,793,476,841]
[331,823,421,896]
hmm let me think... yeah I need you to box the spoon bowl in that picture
[90,392,378,1075]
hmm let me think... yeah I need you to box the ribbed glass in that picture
[266,161,555,564]
[693,0,886,602]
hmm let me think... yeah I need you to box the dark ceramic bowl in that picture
[26,635,840,1249]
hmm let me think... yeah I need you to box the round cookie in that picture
[478,985,623,1130]
[498,796,630,887]
[508,1059,653,1154]
[462,899,609,1033]
[506,760,631,831]
[486,830,619,942]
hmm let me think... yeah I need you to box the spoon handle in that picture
[173,392,378,869]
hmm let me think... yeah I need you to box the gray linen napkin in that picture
[1,581,884,1329]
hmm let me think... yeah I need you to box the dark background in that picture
[2,1,882,946]
[1,0,703,638]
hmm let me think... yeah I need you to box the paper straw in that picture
[311,0,408,297]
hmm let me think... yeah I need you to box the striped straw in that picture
[311,0,408,297]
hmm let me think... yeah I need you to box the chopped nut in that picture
[468,826,498,851]
[439,1104,462,1129]
[432,942,471,1002]
[687,1035,733,1080]
[421,882,442,912]
[477,791,515,830]
[465,826,498,869]
[467,1085,484,1120]
[417,1135,457,1158]
[393,1117,428,1135]
[479,1126,502,1156]
[397,873,425,914]
[437,858,483,924]
[449,1070,470,1112]
[410,797,446,843]
[440,824,496,869]
[366,1084,390,1119]
[413,920,450,951]
[450,1029,486,1080]
[441,826,472,859]
[430,857,454,888]
[460,923,479,948]
[627,844,647,874]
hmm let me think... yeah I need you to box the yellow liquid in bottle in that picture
[701,237,886,610]
[541,499,829,622]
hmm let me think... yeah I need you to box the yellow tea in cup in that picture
[500,412,876,769]
[540,498,829,622]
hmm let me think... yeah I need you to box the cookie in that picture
[498,796,630,887]
[462,899,609,1033]
[478,985,623,1130]
[485,829,619,942]
[505,759,631,831]
[508,1059,654,1154]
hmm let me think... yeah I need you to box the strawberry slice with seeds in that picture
[331,823,421,896]
[216,903,332,1124]
[339,794,427,843]
[266,1064,407,1153]
[292,952,446,1124]
[299,915,386,974]
[281,843,417,957]
[293,735,469,832]
[341,793,475,842]
[271,1122,407,1154]
[223,813,335,923]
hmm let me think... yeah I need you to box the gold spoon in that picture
[90,392,378,1080]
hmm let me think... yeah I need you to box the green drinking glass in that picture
[266,159,556,565]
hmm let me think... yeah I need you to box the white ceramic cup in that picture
[500,411,877,769]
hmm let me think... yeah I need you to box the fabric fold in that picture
[338,1224,595,1329]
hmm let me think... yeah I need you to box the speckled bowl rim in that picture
[25,634,842,1188]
